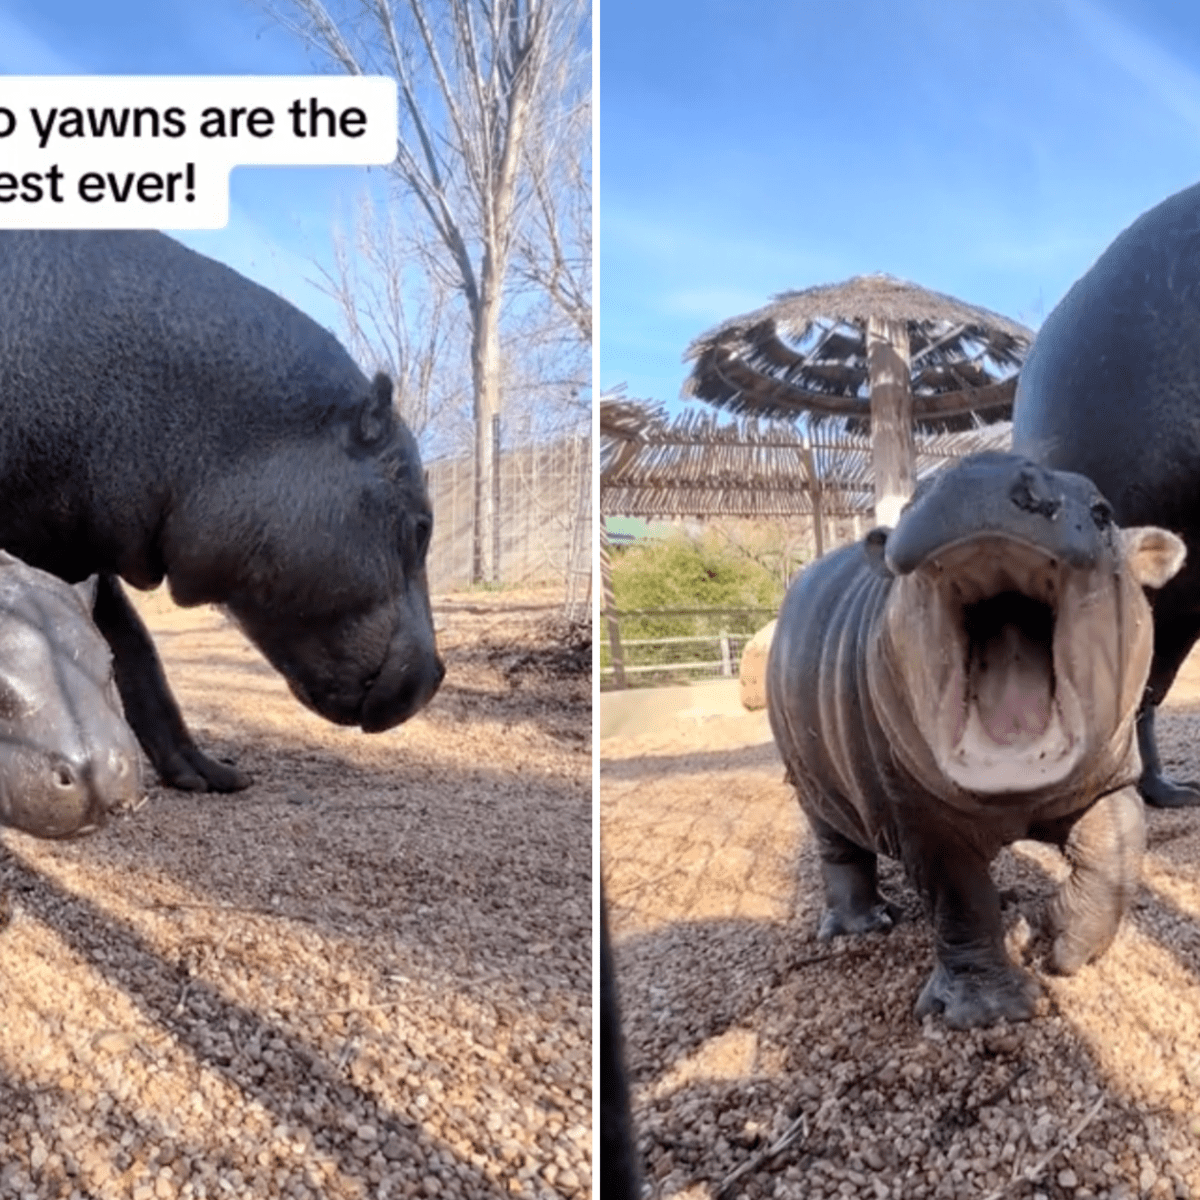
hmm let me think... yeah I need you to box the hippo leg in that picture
[1044,786,1145,975]
[810,816,902,939]
[1137,706,1200,808]
[1138,611,1200,808]
[92,575,252,793]
[908,829,1037,1029]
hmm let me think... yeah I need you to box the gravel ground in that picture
[1,587,591,1200]
[601,649,1200,1200]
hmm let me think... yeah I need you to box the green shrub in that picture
[610,529,782,641]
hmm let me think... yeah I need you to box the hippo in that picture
[600,890,640,1200]
[0,230,444,792]
[766,452,1184,1027]
[1013,180,1200,808]
[0,551,142,838]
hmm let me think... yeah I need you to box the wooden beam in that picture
[801,442,826,558]
[867,315,914,526]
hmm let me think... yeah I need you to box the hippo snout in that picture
[4,736,144,840]
[886,451,1117,575]
[359,648,445,732]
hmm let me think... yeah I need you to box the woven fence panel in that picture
[426,435,592,601]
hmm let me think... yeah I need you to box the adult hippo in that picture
[0,551,142,838]
[1013,181,1200,808]
[767,452,1183,1028]
[0,230,444,793]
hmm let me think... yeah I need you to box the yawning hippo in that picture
[0,230,444,792]
[767,452,1183,1027]
[0,552,142,839]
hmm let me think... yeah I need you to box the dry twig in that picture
[717,1113,808,1200]
[983,1096,1105,1200]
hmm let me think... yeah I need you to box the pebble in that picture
[0,595,591,1200]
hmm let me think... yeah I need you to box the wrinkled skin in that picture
[767,452,1184,1028]
[0,231,444,792]
[1013,180,1200,808]
[0,552,142,838]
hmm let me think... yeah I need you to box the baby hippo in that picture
[767,452,1183,1028]
[0,551,143,839]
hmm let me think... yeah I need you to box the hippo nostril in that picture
[53,761,76,789]
[1011,469,1061,519]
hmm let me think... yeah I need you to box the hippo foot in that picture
[158,748,252,793]
[818,899,902,940]
[1139,771,1200,808]
[1049,931,1100,976]
[913,961,1038,1029]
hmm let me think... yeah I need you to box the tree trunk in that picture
[471,275,503,584]
[867,315,914,527]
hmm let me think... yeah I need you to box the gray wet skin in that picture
[0,552,142,839]
[1013,180,1200,810]
[767,451,1184,1028]
[0,230,444,793]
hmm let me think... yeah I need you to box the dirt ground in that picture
[601,649,1200,1200]
[0,586,591,1200]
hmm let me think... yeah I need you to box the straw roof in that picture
[682,274,1034,431]
[600,397,1012,518]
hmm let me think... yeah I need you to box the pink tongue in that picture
[971,622,1053,746]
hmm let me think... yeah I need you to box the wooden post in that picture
[866,314,914,527]
[800,440,825,558]
[600,523,626,689]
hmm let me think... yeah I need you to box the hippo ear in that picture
[1122,526,1186,589]
[355,373,397,448]
[863,527,893,577]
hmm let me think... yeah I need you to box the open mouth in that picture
[963,589,1055,748]
[917,536,1095,795]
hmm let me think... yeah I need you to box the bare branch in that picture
[262,0,590,582]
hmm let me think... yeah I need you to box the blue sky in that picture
[600,0,1200,409]
[0,0,367,335]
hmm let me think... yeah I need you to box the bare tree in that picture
[267,0,590,584]
[318,189,471,456]
[511,30,591,345]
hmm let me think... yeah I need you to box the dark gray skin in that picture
[600,890,640,1200]
[1013,180,1200,808]
[0,230,444,792]
[0,551,142,838]
[767,452,1184,1028]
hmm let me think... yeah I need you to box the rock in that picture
[738,619,776,710]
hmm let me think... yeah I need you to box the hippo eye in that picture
[412,513,433,559]
[1090,499,1114,530]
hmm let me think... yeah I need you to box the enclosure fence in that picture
[425,434,592,609]
[599,607,778,690]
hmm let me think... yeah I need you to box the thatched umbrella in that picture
[683,274,1033,524]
